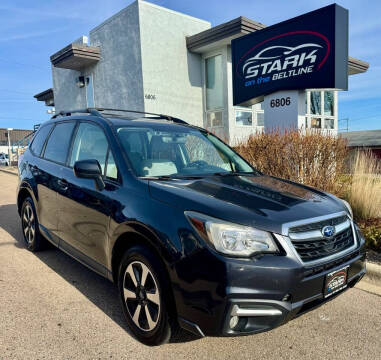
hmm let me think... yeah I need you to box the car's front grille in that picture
[289,215,348,233]
[288,215,355,262]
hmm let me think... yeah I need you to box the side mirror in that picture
[74,159,105,191]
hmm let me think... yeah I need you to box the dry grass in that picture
[234,129,349,195]
[347,150,381,220]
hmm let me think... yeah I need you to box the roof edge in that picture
[34,88,54,100]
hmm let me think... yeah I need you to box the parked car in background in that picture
[0,153,9,166]
[17,108,366,346]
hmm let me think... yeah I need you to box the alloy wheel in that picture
[22,203,35,244]
[123,261,161,332]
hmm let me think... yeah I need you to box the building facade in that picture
[0,128,33,154]
[35,0,369,144]
[341,130,381,159]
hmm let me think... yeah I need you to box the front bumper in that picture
[222,251,366,336]
[174,243,366,337]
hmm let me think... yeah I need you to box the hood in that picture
[148,174,346,234]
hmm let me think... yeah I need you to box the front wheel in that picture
[118,245,179,346]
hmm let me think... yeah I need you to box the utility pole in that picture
[7,128,13,166]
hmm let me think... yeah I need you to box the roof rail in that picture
[96,108,188,124]
[51,107,188,124]
[51,108,102,119]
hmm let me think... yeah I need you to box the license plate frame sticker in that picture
[324,265,349,298]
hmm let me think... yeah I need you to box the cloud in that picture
[0,27,71,42]
[0,5,84,21]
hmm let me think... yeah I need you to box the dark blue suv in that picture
[17,108,366,345]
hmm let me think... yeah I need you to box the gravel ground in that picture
[0,171,380,360]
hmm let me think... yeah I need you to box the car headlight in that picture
[341,199,353,219]
[185,211,279,257]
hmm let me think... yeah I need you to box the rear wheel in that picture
[118,245,179,346]
[21,197,45,252]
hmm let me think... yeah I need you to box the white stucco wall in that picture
[138,0,210,127]
[52,66,87,112]
[89,1,145,111]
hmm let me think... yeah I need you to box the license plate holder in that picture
[324,265,349,298]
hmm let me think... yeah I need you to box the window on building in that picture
[44,122,76,164]
[257,112,264,126]
[324,118,335,129]
[305,90,336,130]
[324,91,334,116]
[310,91,321,115]
[206,111,223,128]
[235,110,252,126]
[205,55,223,110]
[233,100,264,128]
[310,118,322,129]
[86,75,95,108]
[30,124,53,156]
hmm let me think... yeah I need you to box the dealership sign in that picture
[232,4,348,106]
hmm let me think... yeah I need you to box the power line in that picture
[0,89,35,95]
[0,99,35,102]
[346,114,381,123]
[0,57,47,72]
[0,116,47,121]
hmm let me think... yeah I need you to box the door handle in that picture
[29,164,40,175]
[57,178,69,191]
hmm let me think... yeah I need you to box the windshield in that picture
[117,126,255,178]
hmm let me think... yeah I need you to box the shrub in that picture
[234,129,349,196]
[346,150,381,221]
[358,219,381,252]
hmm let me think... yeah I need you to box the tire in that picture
[21,197,45,252]
[118,245,179,346]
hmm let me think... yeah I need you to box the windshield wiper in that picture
[140,175,203,180]
[212,171,259,177]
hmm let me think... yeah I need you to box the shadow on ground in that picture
[0,203,199,344]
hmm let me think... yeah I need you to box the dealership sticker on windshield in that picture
[324,265,349,298]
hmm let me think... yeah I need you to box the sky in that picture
[0,0,380,132]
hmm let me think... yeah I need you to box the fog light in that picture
[229,316,239,329]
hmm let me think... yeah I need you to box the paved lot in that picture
[0,170,380,360]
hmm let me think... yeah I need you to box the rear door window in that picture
[43,122,76,164]
[30,124,53,156]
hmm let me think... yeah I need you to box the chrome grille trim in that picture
[281,211,350,237]
[276,211,358,266]
[289,219,351,241]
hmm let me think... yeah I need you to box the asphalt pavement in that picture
[0,171,380,360]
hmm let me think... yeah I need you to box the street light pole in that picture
[7,128,13,167]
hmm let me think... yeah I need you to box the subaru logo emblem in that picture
[322,225,335,238]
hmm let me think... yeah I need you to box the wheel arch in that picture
[110,227,179,318]
[111,228,171,283]
[17,184,35,216]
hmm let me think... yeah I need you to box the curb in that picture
[0,168,18,176]
[365,261,381,284]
